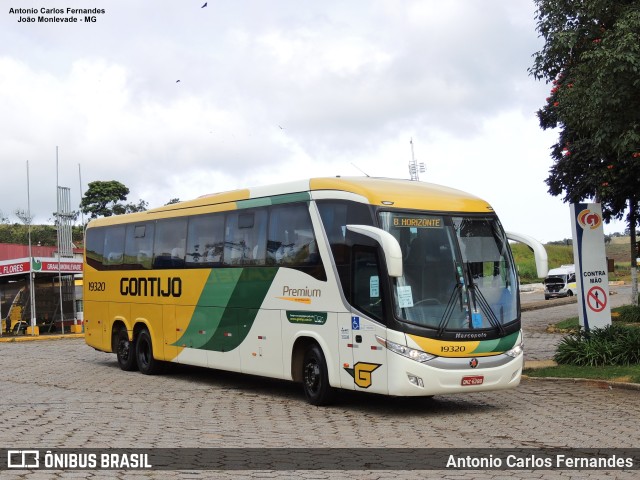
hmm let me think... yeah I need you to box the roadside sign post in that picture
[570,203,612,331]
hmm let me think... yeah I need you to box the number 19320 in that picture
[441,345,466,353]
[88,281,106,292]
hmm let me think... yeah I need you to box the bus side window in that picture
[185,214,224,267]
[124,223,154,270]
[224,210,267,266]
[251,210,267,265]
[103,226,126,269]
[317,200,375,290]
[268,204,317,266]
[352,247,383,321]
[153,218,187,269]
[86,227,106,269]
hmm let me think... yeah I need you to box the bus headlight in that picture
[376,336,436,363]
[504,342,524,358]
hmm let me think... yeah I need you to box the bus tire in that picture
[115,326,138,372]
[302,344,334,406]
[136,328,162,375]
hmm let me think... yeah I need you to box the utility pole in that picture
[27,161,37,335]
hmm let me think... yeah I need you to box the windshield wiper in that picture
[437,264,467,337]
[437,283,462,337]
[465,264,506,336]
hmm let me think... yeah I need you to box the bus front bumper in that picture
[387,351,524,397]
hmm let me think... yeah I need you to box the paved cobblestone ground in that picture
[0,288,637,479]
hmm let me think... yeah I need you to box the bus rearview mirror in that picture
[346,225,403,278]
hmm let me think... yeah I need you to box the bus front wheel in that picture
[115,326,137,372]
[136,328,162,375]
[302,344,334,406]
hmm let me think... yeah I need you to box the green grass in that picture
[524,364,640,383]
[512,236,637,283]
[549,305,640,332]
[528,307,640,383]
[551,317,580,331]
[512,243,574,282]
[616,304,640,323]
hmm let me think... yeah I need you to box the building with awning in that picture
[0,243,83,335]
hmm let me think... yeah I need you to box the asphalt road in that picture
[521,284,633,361]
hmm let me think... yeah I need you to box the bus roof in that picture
[87,177,492,227]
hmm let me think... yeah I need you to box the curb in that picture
[0,333,85,343]
[524,359,640,391]
[521,296,577,312]
[521,375,640,392]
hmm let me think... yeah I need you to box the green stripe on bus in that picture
[237,192,311,210]
[270,192,310,205]
[173,267,279,351]
[493,331,519,352]
[471,331,519,354]
[237,197,272,209]
[201,267,278,351]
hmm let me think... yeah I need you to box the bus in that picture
[84,177,547,405]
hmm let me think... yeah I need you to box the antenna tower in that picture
[408,138,425,181]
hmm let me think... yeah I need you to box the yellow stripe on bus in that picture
[407,334,497,358]
[310,177,491,212]
[277,296,312,304]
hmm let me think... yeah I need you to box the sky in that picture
[0,0,628,243]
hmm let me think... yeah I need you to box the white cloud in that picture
[0,0,629,241]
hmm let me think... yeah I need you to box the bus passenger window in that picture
[124,223,154,269]
[153,218,187,269]
[85,227,106,269]
[185,214,224,267]
[268,204,317,266]
[103,226,126,269]
[224,210,267,266]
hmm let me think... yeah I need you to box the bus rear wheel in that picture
[302,344,334,406]
[136,328,162,375]
[115,326,137,372]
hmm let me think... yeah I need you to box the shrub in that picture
[554,324,640,366]
[617,305,640,323]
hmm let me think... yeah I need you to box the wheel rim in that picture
[118,338,130,362]
[304,360,320,394]
[139,338,150,368]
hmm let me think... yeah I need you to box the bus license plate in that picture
[461,375,484,386]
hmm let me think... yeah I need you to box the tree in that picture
[80,180,148,219]
[0,223,83,246]
[14,209,34,226]
[127,199,149,213]
[530,0,640,305]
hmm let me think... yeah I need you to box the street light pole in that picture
[27,160,36,335]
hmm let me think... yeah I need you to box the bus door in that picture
[346,246,388,395]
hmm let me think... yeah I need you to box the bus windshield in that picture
[379,212,518,333]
